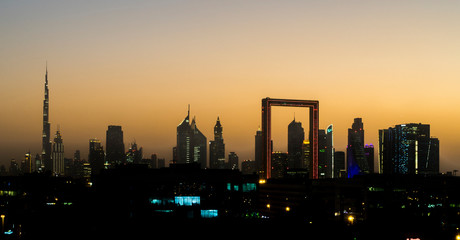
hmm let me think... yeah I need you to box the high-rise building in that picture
[176,107,207,168]
[23,152,33,174]
[210,117,225,169]
[242,159,256,175]
[254,128,262,174]
[347,118,369,178]
[379,123,439,175]
[228,152,239,170]
[288,118,305,169]
[318,125,334,178]
[191,117,207,168]
[271,152,288,179]
[364,144,375,173]
[89,139,105,175]
[34,153,42,173]
[52,130,64,176]
[177,108,192,164]
[42,65,52,172]
[302,140,311,171]
[126,142,143,164]
[334,151,346,178]
[106,125,125,167]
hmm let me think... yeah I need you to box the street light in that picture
[347,215,354,225]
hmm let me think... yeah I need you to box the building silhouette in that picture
[379,123,439,175]
[364,144,375,173]
[254,128,262,174]
[42,65,52,172]
[176,107,207,168]
[106,125,125,167]
[191,117,207,168]
[318,125,334,178]
[334,151,346,178]
[347,118,369,178]
[89,139,105,175]
[126,142,143,164]
[288,118,304,169]
[51,129,64,176]
[210,117,225,169]
[228,152,239,170]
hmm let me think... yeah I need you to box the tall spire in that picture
[188,104,190,119]
[42,63,52,172]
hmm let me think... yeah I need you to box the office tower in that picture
[288,118,305,169]
[177,107,192,164]
[106,125,125,167]
[326,125,334,178]
[52,130,64,176]
[347,118,368,178]
[318,125,334,178]
[318,129,327,178]
[89,139,105,175]
[271,152,288,179]
[34,153,42,173]
[210,117,226,169]
[42,65,52,172]
[228,152,239,170]
[176,107,208,168]
[23,152,32,174]
[379,123,439,175]
[364,144,375,173]
[157,158,166,168]
[191,117,207,168]
[254,128,262,174]
[126,142,143,164]
[302,140,311,171]
[9,159,20,176]
[334,151,346,178]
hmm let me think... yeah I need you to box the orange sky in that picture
[1,1,460,172]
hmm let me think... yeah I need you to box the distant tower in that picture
[347,118,368,178]
[42,65,52,172]
[288,118,305,169]
[255,128,263,173]
[191,117,207,168]
[228,152,239,170]
[176,106,207,167]
[177,106,192,164]
[106,125,125,167]
[89,139,105,175]
[52,129,64,176]
[210,117,225,169]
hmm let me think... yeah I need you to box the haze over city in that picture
[1,0,460,172]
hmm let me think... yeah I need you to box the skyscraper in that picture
[318,125,334,178]
[379,123,439,175]
[52,129,64,176]
[176,107,207,168]
[288,118,304,169]
[106,125,125,167]
[347,118,369,178]
[364,144,375,173]
[254,128,263,174]
[210,117,225,169]
[89,139,105,175]
[228,152,239,170]
[42,65,52,172]
[177,107,192,164]
[191,117,207,168]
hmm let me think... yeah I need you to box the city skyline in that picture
[2,1,460,172]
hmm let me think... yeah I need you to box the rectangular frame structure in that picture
[261,98,319,179]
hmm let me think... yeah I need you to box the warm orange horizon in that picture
[1,1,460,172]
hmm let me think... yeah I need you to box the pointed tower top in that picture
[188,104,190,118]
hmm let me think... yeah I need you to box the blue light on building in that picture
[201,209,218,218]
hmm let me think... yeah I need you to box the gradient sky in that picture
[1,0,460,172]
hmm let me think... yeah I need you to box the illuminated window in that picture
[175,196,200,206]
[242,183,257,192]
[201,210,218,218]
